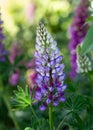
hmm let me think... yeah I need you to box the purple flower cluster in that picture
[33,23,66,111]
[69,0,89,79]
[0,13,7,62]
[9,72,20,86]
[9,42,24,86]
[9,42,24,64]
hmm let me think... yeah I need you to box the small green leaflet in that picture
[80,25,93,56]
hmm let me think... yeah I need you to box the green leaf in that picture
[65,95,87,113]
[11,86,32,110]
[86,16,93,23]
[80,25,93,56]
[73,113,83,126]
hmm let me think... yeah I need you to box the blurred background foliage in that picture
[0,0,80,72]
[1,0,93,130]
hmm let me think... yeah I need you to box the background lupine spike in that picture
[33,23,66,110]
[9,42,24,64]
[0,13,7,62]
[76,44,92,73]
[69,0,89,79]
[9,72,20,86]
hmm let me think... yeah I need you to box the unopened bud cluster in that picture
[76,44,92,73]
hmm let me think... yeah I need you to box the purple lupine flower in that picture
[9,68,20,86]
[9,72,20,86]
[9,42,24,64]
[0,13,7,62]
[33,23,66,110]
[69,0,89,79]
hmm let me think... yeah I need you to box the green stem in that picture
[49,104,53,130]
[57,112,71,130]
[30,105,40,125]
[3,95,20,130]
[57,116,66,130]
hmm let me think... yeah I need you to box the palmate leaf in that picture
[64,95,87,130]
[80,25,93,56]
[11,86,34,110]
[65,95,87,113]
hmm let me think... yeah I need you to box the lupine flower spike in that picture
[69,0,89,79]
[33,23,66,111]
[9,42,24,64]
[76,44,92,73]
[9,72,20,86]
[9,42,24,86]
[0,13,7,62]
